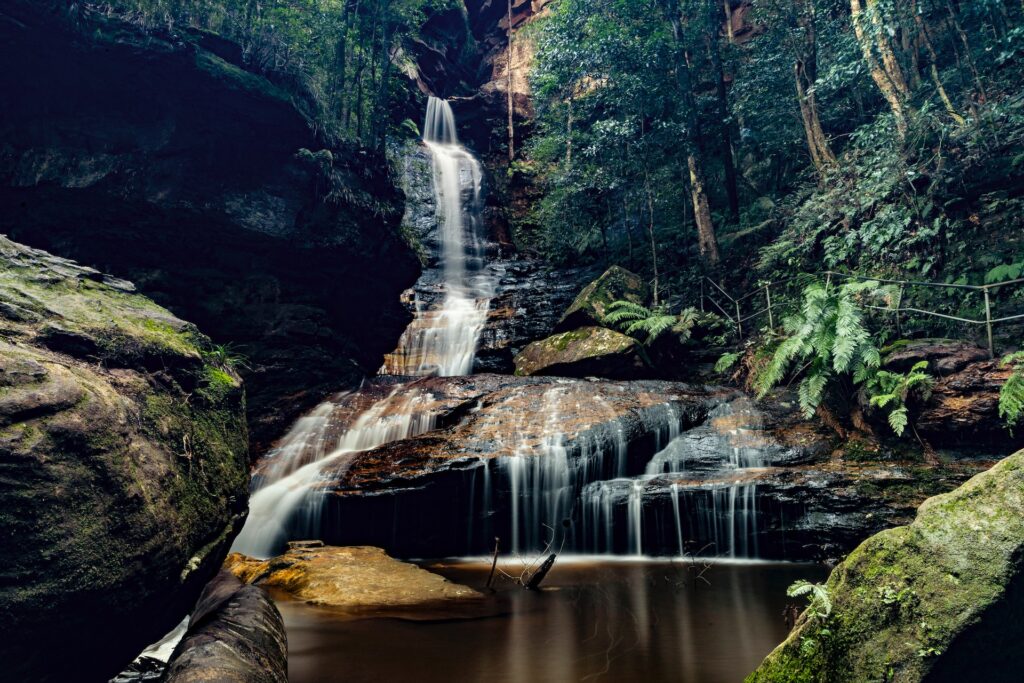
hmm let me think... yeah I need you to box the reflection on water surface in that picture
[279,559,826,683]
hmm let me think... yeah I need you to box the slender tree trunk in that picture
[851,0,911,137]
[914,0,966,124]
[942,0,987,102]
[707,2,740,222]
[507,0,515,161]
[795,0,835,172]
[643,172,661,305]
[565,98,573,166]
[723,0,734,43]
[663,0,720,265]
[688,155,718,265]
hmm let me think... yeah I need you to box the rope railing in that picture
[699,270,1024,358]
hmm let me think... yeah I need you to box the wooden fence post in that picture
[896,283,905,337]
[735,299,743,340]
[765,283,774,329]
[983,286,995,358]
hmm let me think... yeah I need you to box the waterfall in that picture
[232,388,437,558]
[382,97,495,376]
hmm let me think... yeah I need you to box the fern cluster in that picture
[999,352,1024,429]
[787,579,832,620]
[603,300,698,346]
[862,361,935,436]
[754,280,885,418]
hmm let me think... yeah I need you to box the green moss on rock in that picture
[0,236,249,683]
[555,265,649,332]
[513,326,648,379]
[747,450,1024,683]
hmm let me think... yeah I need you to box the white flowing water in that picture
[577,400,770,558]
[382,97,495,376]
[234,98,495,558]
[232,389,437,558]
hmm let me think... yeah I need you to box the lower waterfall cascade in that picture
[234,100,791,563]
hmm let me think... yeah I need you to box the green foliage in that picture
[103,0,451,147]
[714,351,741,374]
[204,342,250,371]
[862,361,935,436]
[999,352,1024,429]
[788,579,833,620]
[754,280,884,418]
[603,300,696,346]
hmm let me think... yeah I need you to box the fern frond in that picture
[715,352,741,374]
[888,406,909,436]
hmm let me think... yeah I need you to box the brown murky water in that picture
[278,559,826,683]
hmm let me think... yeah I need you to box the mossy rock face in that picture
[747,450,1024,683]
[513,326,649,379]
[0,236,249,683]
[555,265,649,333]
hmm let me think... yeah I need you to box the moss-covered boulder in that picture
[747,450,1024,683]
[0,236,249,683]
[554,265,649,332]
[513,326,648,379]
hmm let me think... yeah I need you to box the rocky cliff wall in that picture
[0,2,420,452]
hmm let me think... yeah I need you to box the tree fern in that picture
[755,280,883,419]
[604,300,695,346]
[999,352,1024,429]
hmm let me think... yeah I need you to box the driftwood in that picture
[486,537,500,590]
[525,554,556,591]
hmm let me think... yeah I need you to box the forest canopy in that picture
[521,0,1024,309]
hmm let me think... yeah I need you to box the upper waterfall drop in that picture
[381,97,495,377]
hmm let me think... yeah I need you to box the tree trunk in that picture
[507,0,515,162]
[644,171,661,305]
[707,2,740,222]
[795,0,835,172]
[851,0,911,137]
[914,0,966,124]
[663,0,720,265]
[688,155,719,265]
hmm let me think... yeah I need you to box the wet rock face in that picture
[302,376,719,557]
[475,260,595,373]
[0,2,419,452]
[0,237,249,683]
[164,571,287,683]
[513,326,650,379]
[879,340,1021,450]
[226,542,483,615]
[748,450,1024,683]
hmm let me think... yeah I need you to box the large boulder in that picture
[0,236,249,682]
[0,1,419,451]
[554,266,649,332]
[164,571,287,683]
[513,326,649,379]
[226,542,483,615]
[747,450,1024,683]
